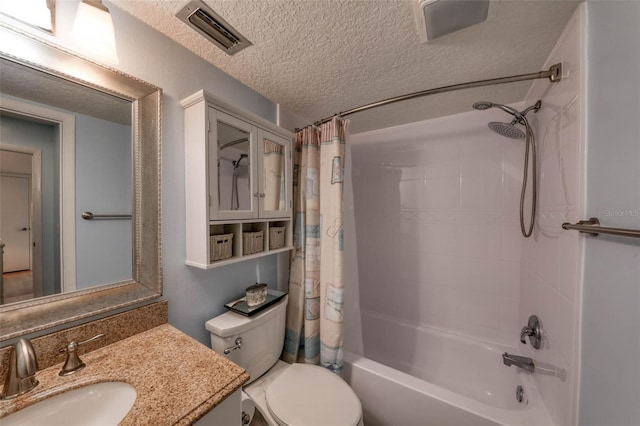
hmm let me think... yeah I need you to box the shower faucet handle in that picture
[520,315,542,349]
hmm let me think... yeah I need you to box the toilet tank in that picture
[205,296,288,384]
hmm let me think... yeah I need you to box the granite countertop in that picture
[0,324,250,425]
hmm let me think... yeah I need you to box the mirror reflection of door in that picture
[1,174,31,272]
[1,128,53,304]
[218,121,251,211]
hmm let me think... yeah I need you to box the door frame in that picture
[0,95,76,292]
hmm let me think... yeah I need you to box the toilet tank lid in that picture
[206,296,288,337]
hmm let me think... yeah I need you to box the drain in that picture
[516,385,525,403]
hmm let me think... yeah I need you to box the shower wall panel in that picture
[520,6,585,426]
[351,107,526,349]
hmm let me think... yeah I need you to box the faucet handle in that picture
[520,315,542,349]
[59,334,105,376]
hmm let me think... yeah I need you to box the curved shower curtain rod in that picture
[298,63,562,130]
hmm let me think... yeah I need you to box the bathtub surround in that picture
[284,118,348,373]
[520,6,585,426]
[348,4,589,425]
[351,106,524,350]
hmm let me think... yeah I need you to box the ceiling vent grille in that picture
[177,0,251,55]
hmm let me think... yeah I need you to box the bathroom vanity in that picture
[0,305,248,425]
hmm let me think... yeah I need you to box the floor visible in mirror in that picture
[2,270,34,304]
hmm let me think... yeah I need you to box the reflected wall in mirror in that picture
[218,121,251,211]
[0,25,161,342]
[1,58,133,305]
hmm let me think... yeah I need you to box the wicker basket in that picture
[269,226,286,250]
[243,230,264,255]
[210,233,233,261]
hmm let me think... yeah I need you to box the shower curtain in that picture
[283,117,348,375]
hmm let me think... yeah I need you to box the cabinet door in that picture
[258,129,291,219]
[209,109,258,220]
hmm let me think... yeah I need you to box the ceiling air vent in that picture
[177,0,251,55]
[414,0,500,43]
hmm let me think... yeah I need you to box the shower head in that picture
[472,101,494,110]
[233,153,248,168]
[488,120,526,139]
[473,101,524,119]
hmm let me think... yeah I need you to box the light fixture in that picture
[414,0,500,42]
[176,0,252,55]
[0,0,54,32]
[72,0,118,64]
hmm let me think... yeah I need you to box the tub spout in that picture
[502,352,535,373]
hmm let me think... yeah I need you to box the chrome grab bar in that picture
[562,217,640,238]
[82,211,132,220]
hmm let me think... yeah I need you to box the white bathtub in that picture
[343,310,553,426]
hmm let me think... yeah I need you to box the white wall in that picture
[1,1,285,344]
[579,2,640,425]
[520,6,585,426]
[350,105,524,352]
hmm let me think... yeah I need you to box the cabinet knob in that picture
[259,193,265,198]
[253,192,260,197]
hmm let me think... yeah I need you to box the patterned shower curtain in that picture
[283,117,348,375]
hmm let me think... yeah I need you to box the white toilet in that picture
[206,296,363,426]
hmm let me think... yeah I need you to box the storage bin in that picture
[243,230,264,255]
[210,233,233,261]
[269,226,286,250]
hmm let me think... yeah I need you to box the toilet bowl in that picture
[206,296,363,426]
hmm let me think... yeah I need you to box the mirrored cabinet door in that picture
[258,129,291,218]
[209,110,257,220]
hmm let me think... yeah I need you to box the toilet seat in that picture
[265,363,362,426]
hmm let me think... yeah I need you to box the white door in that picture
[1,175,31,272]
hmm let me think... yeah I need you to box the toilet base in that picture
[243,360,364,426]
[243,360,289,426]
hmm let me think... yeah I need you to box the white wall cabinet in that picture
[182,90,294,269]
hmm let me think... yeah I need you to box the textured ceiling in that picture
[112,0,580,133]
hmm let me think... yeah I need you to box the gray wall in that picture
[93,2,280,344]
[0,115,60,296]
[75,114,132,288]
[579,2,640,425]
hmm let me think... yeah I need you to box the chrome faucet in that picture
[1,338,39,400]
[502,352,535,373]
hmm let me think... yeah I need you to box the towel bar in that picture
[562,217,640,238]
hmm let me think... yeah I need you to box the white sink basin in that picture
[2,382,137,426]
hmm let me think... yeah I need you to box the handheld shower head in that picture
[233,153,248,168]
[472,101,494,110]
[474,99,541,238]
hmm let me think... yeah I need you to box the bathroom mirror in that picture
[0,25,162,342]
[218,121,251,212]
